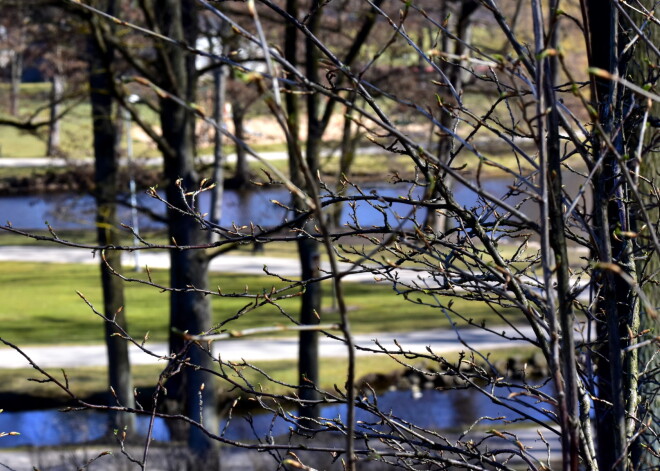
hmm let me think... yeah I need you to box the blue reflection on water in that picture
[217,384,554,441]
[0,179,518,231]
[0,385,554,448]
[0,410,170,447]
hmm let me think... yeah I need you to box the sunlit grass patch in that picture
[0,261,526,346]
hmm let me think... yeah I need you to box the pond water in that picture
[0,174,589,231]
[0,384,554,448]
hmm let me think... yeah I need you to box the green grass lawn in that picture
[0,261,525,346]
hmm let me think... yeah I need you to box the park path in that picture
[0,150,290,168]
[0,244,427,282]
[0,325,536,369]
[0,146,386,168]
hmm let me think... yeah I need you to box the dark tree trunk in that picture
[155,1,219,467]
[586,2,642,470]
[282,0,321,427]
[293,0,323,428]
[587,3,624,470]
[88,0,135,433]
[232,106,249,188]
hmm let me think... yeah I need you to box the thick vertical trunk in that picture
[294,0,323,427]
[586,2,641,469]
[282,0,322,427]
[156,1,219,466]
[539,4,579,468]
[296,229,321,424]
[88,1,135,433]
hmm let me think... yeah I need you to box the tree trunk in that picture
[9,50,22,117]
[209,63,227,242]
[330,100,359,229]
[426,0,478,234]
[629,1,660,467]
[293,0,323,428]
[47,73,62,157]
[282,0,322,427]
[635,150,660,469]
[586,2,643,469]
[232,106,249,188]
[156,1,219,467]
[88,0,135,433]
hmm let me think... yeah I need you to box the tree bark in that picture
[281,0,322,427]
[293,0,323,428]
[426,0,478,234]
[209,62,227,242]
[628,1,660,467]
[155,1,219,466]
[88,0,135,433]
[47,73,62,157]
[232,105,249,188]
[586,2,642,469]
[9,50,22,117]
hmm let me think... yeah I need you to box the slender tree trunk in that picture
[156,1,219,467]
[331,100,359,229]
[88,0,135,433]
[9,51,22,117]
[539,4,579,468]
[232,106,249,188]
[209,63,227,242]
[8,2,25,118]
[635,151,660,469]
[629,1,660,467]
[426,0,478,233]
[47,73,62,157]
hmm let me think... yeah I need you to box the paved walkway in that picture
[0,146,388,168]
[0,150,287,168]
[0,426,560,470]
[0,325,536,369]
[0,245,437,284]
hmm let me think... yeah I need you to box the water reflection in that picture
[0,409,170,447]
[0,385,553,448]
[0,174,591,235]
